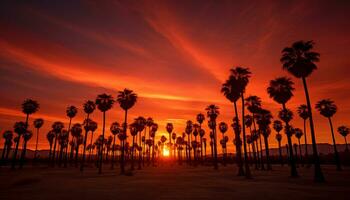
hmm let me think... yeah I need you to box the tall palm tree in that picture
[51,121,64,166]
[268,77,298,177]
[65,105,78,166]
[230,66,252,178]
[337,126,349,152]
[315,99,341,171]
[146,117,154,164]
[192,124,200,162]
[196,113,205,161]
[245,95,262,169]
[166,123,174,158]
[33,118,44,159]
[171,132,177,159]
[150,123,158,166]
[245,115,258,168]
[1,130,13,165]
[22,99,39,129]
[70,123,82,167]
[255,109,273,170]
[19,130,33,168]
[96,93,114,174]
[129,122,138,170]
[11,121,27,169]
[273,120,284,166]
[46,131,55,162]
[135,116,146,169]
[297,104,310,165]
[294,128,304,165]
[110,122,121,169]
[57,130,68,166]
[88,120,98,161]
[221,76,244,175]
[185,120,193,164]
[219,122,228,165]
[117,88,137,174]
[80,101,96,171]
[206,104,219,170]
[281,40,324,182]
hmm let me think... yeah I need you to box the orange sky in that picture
[1,0,350,152]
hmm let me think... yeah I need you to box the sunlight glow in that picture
[163,148,170,157]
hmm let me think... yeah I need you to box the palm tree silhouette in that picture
[57,130,68,166]
[166,123,174,158]
[206,104,219,170]
[185,120,193,164]
[65,105,78,167]
[129,122,138,170]
[51,121,64,166]
[33,118,44,160]
[315,99,341,171]
[268,77,298,177]
[244,115,256,167]
[150,123,158,166]
[19,130,33,168]
[117,89,137,173]
[192,123,200,162]
[196,113,205,161]
[219,122,228,165]
[70,123,82,167]
[294,128,304,166]
[11,122,27,169]
[96,93,114,174]
[172,132,176,160]
[273,120,284,166]
[145,117,154,164]
[245,95,262,169]
[337,126,349,152]
[1,130,13,165]
[80,101,96,171]
[297,104,310,164]
[46,131,55,162]
[134,116,146,169]
[110,122,121,169]
[281,40,324,182]
[255,109,273,170]
[87,120,97,161]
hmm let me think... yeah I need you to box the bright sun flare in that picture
[163,148,170,157]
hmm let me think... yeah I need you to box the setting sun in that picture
[163,148,170,157]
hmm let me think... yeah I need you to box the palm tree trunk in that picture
[303,119,309,165]
[99,111,106,174]
[241,94,251,178]
[64,118,72,167]
[51,135,58,167]
[213,127,218,170]
[302,77,324,182]
[120,110,127,174]
[263,134,271,170]
[19,140,28,169]
[12,114,29,169]
[80,114,90,171]
[344,137,349,152]
[34,128,40,160]
[1,143,7,165]
[282,103,298,177]
[111,135,116,169]
[138,131,142,170]
[251,139,258,169]
[131,136,135,170]
[298,139,303,166]
[48,144,52,163]
[258,132,264,170]
[188,134,191,165]
[328,117,342,171]
[88,132,94,162]
[278,140,283,166]
[233,102,244,176]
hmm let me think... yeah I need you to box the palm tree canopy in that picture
[71,123,82,137]
[245,95,262,114]
[46,131,55,144]
[196,113,205,124]
[281,40,319,78]
[273,120,283,132]
[33,118,44,129]
[294,128,303,139]
[205,104,220,120]
[13,121,27,135]
[267,77,295,104]
[297,104,309,120]
[3,130,13,140]
[244,115,253,127]
[255,109,273,130]
[66,105,78,118]
[52,121,64,134]
[22,99,39,115]
[221,76,241,102]
[337,126,350,137]
[278,108,294,123]
[89,120,98,132]
[110,122,121,135]
[129,123,138,136]
[166,123,174,134]
[230,66,251,93]
[83,100,96,114]
[275,133,282,142]
[135,116,146,132]
[117,88,137,111]
[23,130,33,141]
[199,129,205,137]
[315,99,337,118]
[219,122,228,133]
[146,117,154,127]
[95,93,114,112]
[284,125,295,136]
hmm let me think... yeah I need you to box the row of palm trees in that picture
[1,40,349,183]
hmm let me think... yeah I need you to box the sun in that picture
[163,148,170,157]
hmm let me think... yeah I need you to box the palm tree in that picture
[171,132,177,159]
[273,120,284,166]
[19,130,33,168]
[150,123,158,166]
[337,126,349,152]
[11,121,27,169]
[281,40,324,182]
[135,116,146,169]
[206,104,219,170]
[297,104,310,164]
[95,93,114,174]
[315,99,341,171]
[110,122,121,169]
[51,121,64,166]
[117,88,137,174]
[245,95,262,169]
[185,120,193,164]
[166,123,174,158]
[192,124,200,162]
[221,76,244,175]
[294,128,304,165]
[129,122,138,170]
[219,122,228,165]
[65,105,78,166]
[1,130,13,165]
[47,131,55,162]
[88,120,98,161]
[255,109,273,170]
[145,117,154,164]
[70,123,82,167]
[57,130,68,166]
[22,99,39,129]
[33,118,44,160]
[268,77,298,177]
[196,113,205,160]
[80,101,96,171]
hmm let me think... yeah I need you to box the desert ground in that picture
[1,162,350,200]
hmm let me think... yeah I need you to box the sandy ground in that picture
[0,162,349,200]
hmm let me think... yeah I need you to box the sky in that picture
[0,0,350,152]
